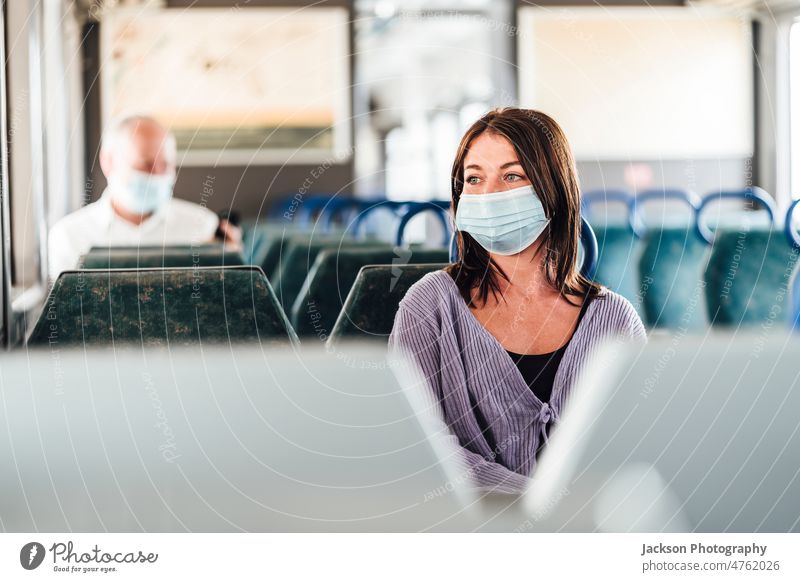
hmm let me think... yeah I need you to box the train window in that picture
[517,7,753,160]
[791,20,800,198]
[5,0,47,339]
[99,7,351,166]
[353,1,514,244]
[354,0,514,203]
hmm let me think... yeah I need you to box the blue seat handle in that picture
[320,198,368,231]
[449,231,458,264]
[581,189,641,237]
[695,187,776,245]
[449,216,598,280]
[295,194,338,226]
[637,189,701,207]
[269,195,298,219]
[395,201,451,246]
[580,216,599,280]
[634,189,701,235]
[352,200,409,238]
[784,199,800,249]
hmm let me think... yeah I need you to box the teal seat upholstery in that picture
[784,199,800,329]
[704,228,799,327]
[81,245,244,269]
[244,221,353,279]
[243,221,307,275]
[327,263,447,345]
[592,224,641,308]
[638,227,708,329]
[291,248,449,338]
[270,238,391,311]
[28,266,297,346]
[241,220,273,266]
[261,234,295,280]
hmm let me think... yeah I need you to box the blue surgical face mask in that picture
[455,185,550,256]
[110,169,175,215]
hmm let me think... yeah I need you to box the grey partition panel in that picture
[519,333,800,533]
[0,345,478,532]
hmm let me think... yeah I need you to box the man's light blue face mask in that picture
[110,168,175,215]
[455,184,550,256]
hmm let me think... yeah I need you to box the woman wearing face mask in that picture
[389,108,646,494]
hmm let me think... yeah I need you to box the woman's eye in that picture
[465,176,480,185]
[506,173,524,182]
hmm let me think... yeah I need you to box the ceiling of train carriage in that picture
[693,0,800,10]
[70,0,800,17]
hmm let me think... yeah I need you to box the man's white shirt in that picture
[48,189,219,280]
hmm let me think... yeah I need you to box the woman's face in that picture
[462,131,532,195]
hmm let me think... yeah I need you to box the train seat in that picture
[27,266,297,346]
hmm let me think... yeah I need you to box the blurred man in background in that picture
[48,115,240,279]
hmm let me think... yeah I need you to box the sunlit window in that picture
[791,21,800,198]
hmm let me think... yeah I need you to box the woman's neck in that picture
[491,243,553,296]
[478,240,558,305]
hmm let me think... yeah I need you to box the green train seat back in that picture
[241,220,274,266]
[28,266,297,346]
[242,219,336,275]
[257,225,367,282]
[270,238,392,311]
[704,228,799,327]
[80,245,244,269]
[291,247,449,337]
[637,227,708,329]
[244,221,309,274]
[327,263,448,345]
[592,224,641,308]
[242,221,344,276]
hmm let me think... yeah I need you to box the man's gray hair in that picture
[100,114,176,157]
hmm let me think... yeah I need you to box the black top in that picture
[506,294,594,404]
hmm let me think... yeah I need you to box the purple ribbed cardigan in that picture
[388,270,647,494]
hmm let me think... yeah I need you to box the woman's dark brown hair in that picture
[445,107,601,307]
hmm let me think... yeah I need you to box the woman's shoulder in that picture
[397,269,459,317]
[588,286,647,338]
